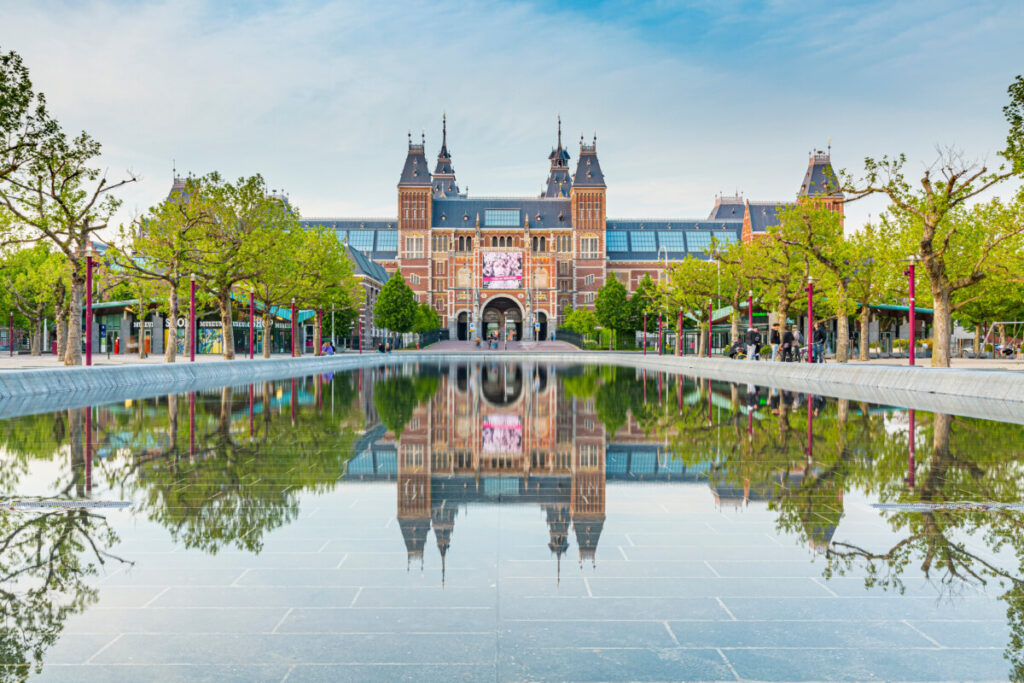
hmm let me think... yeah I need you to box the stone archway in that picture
[481,297,523,342]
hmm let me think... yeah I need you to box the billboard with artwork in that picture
[481,414,523,454]
[482,252,523,289]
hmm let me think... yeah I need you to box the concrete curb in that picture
[0,352,1022,423]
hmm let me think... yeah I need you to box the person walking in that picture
[793,325,803,362]
[745,327,758,361]
[769,324,781,362]
[782,327,794,362]
[813,323,827,364]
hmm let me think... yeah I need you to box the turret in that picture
[432,115,460,199]
[542,116,572,198]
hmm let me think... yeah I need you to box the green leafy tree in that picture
[562,308,599,341]
[0,243,65,354]
[373,269,417,345]
[594,272,630,348]
[627,274,660,334]
[413,302,441,334]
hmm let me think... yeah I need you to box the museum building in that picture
[300,117,842,342]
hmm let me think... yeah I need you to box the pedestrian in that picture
[813,323,827,363]
[769,323,781,362]
[782,327,794,362]
[793,325,803,361]
[745,327,759,361]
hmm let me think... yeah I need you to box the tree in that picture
[745,230,810,358]
[291,226,362,356]
[373,269,416,344]
[627,274,660,334]
[562,308,599,340]
[110,176,214,362]
[0,46,58,185]
[594,272,630,349]
[0,243,65,354]
[662,257,718,355]
[846,220,903,361]
[182,173,292,360]
[413,302,441,334]
[840,77,1024,367]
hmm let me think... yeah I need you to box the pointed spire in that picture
[557,114,562,149]
[543,116,573,197]
[433,113,459,197]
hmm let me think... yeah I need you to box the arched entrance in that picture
[536,312,548,341]
[456,312,469,341]
[481,297,523,341]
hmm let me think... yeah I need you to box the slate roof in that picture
[708,196,745,220]
[747,201,790,233]
[346,244,389,284]
[799,152,843,197]
[299,219,398,261]
[573,139,605,188]
[432,197,573,229]
[398,143,431,187]
[543,117,572,198]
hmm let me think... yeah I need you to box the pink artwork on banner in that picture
[482,252,522,289]
[482,414,523,453]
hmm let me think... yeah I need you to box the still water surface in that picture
[1,362,1023,682]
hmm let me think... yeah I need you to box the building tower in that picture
[432,115,460,199]
[571,134,607,310]
[798,148,844,225]
[397,131,433,303]
[542,117,572,198]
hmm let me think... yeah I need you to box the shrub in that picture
[760,344,773,359]
[984,343,995,353]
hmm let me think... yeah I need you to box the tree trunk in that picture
[219,292,235,360]
[30,315,42,355]
[730,313,739,345]
[930,287,953,368]
[314,310,322,356]
[697,323,707,357]
[166,285,178,363]
[773,294,791,362]
[167,393,178,452]
[973,324,981,356]
[835,282,849,363]
[64,273,84,366]
[263,311,273,359]
[858,305,870,361]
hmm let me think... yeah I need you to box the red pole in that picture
[189,274,196,363]
[248,383,255,437]
[657,315,663,355]
[317,309,323,355]
[8,311,12,358]
[907,409,916,488]
[291,298,297,357]
[358,317,363,355]
[249,290,255,359]
[907,261,916,366]
[188,391,195,457]
[807,280,814,363]
[290,377,297,424]
[85,250,93,365]
[747,290,753,328]
[677,310,683,356]
[85,407,92,493]
[643,312,647,355]
[807,394,814,459]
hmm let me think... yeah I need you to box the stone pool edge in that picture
[0,352,1021,423]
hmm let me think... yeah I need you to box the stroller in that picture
[727,340,747,360]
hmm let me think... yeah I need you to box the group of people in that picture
[319,341,336,355]
[474,329,518,350]
[729,322,830,363]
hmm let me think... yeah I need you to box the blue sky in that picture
[2,0,1022,231]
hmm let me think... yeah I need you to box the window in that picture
[606,232,627,251]
[484,209,519,227]
[658,231,685,251]
[584,274,595,286]
[466,236,472,251]
[491,236,498,247]
[558,261,571,275]
[349,231,374,251]
[584,292,595,303]
[687,231,711,253]
[580,237,599,259]
[532,236,537,251]
[377,231,397,251]
[713,231,738,246]
[499,236,506,247]
[554,234,572,252]
[458,236,465,251]
[335,230,349,245]
[405,237,424,258]
[630,231,656,251]
[409,273,420,285]
[540,236,546,251]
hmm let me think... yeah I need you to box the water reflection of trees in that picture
[0,408,127,682]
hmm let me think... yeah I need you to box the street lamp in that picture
[747,289,753,328]
[85,245,94,366]
[904,255,919,366]
[249,287,255,360]
[189,273,196,363]
[643,312,648,356]
[657,313,663,355]
[806,275,815,363]
[707,300,713,358]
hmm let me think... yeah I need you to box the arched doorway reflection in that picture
[480,363,523,405]
[481,297,523,341]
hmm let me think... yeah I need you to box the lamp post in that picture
[85,246,94,365]
[189,273,196,363]
[8,311,12,358]
[249,287,255,360]
[643,312,647,355]
[806,275,814,363]
[677,310,683,356]
[291,298,297,357]
[747,289,753,328]
[358,316,363,355]
[907,409,916,488]
[904,255,919,366]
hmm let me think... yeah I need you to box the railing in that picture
[419,328,450,347]
[554,328,584,348]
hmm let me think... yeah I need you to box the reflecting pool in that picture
[2,362,1023,681]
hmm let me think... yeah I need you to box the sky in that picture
[2,0,1023,235]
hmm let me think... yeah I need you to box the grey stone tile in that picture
[497,647,735,682]
[90,633,495,665]
[499,596,732,620]
[721,596,1007,621]
[501,620,676,648]
[906,619,1011,648]
[585,577,830,598]
[278,607,496,633]
[31,664,290,682]
[62,607,288,635]
[725,647,1010,681]
[667,619,936,649]
[353,586,496,608]
[285,663,494,682]
[150,585,361,608]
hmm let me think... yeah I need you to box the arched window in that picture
[467,237,472,250]
[540,236,546,251]
[458,236,464,251]
[499,236,505,247]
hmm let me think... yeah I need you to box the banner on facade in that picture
[481,414,522,454]
[482,252,522,289]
